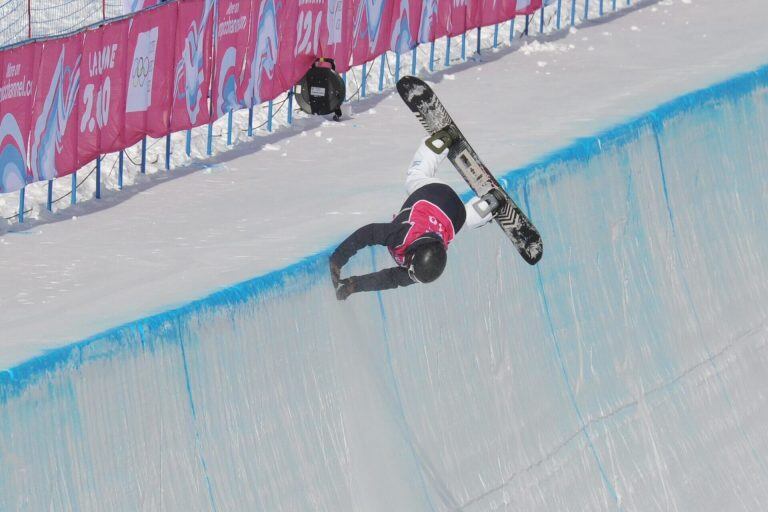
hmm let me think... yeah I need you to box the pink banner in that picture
[318,0,353,73]
[0,45,36,193]
[389,0,421,53]
[29,34,84,182]
[350,0,395,66]
[78,19,130,166]
[212,0,252,119]
[170,0,215,131]
[124,3,177,145]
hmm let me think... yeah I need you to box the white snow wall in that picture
[2,66,768,511]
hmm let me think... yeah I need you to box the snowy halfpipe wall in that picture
[2,65,768,511]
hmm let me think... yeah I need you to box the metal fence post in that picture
[524,14,530,36]
[493,24,499,48]
[429,42,435,71]
[444,37,451,67]
[227,111,233,145]
[118,152,123,190]
[287,90,293,124]
[461,32,466,60]
[476,27,481,54]
[185,130,191,156]
[395,51,400,82]
[510,18,515,43]
[71,173,77,204]
[267,100,273,132]
[361,63,367,97]
[18,186,25,223]
[95,156,101,199]
[47,180,53,211]
[585,0,590,20]
[165,134,171,170]
[248,104,254,136]
[207,121,213,155]
[378,54,386,91]
[540,4,545,33]
[141,137,147,174]
[411,47,417,75]
[557,0,563,29]
[571,0,576,26]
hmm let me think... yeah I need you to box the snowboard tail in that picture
[396,76,543,265]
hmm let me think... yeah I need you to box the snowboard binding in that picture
[425,126,459,154]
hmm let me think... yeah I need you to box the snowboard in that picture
[396,75,543,265]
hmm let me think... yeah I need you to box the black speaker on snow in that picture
[295,59,346,121]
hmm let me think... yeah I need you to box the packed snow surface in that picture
[2,0,768,510]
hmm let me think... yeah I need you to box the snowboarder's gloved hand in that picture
[329,260,342,286]
[480,189,507,216]
[335,278,355,301]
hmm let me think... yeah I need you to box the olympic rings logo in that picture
[132,56,154,87]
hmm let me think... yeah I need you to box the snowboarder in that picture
[329,133,506,300]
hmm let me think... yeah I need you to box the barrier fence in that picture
[0,0,638,224]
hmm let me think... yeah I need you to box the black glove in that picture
[335,278,355,301]
[329,260,341,286]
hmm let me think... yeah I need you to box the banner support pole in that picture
[248,104,253,136]
[429,42,435,71]
[557,0,562,29]
[540,5,545,33]
[361,63,367,97]
[585,0,590,20]
[141,137,147,174]
[493,24,499,48]
[378,54,385,92]
[185,130,191,156]
[47,180,53,211]
[118,151,124,189]
[207,122,213,155]
[71,172,77,204]
[18,187,25,223]
[395,52,400,83]
[287,91,293,124]
[165,135,171,170]
[571,0,576,26]
[444,37,451,67]
[96,156,101,199]
[411,47,417,75]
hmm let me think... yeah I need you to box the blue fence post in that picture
[429,42,435,71]
[185,130,191,156]
[612,0,616,10]
[476,27,481,54]
[395,51,400,82]
[571,0,576,26]
[411,47,417,75]
[227,111,233,145]
[165,134,171,170]
[47,180,53,211]
[524,15,530,36]
[599,0,604,16]
[444,37,451,67]
[540,4,545,33]
[207,122,213,155]
[493,23,499,47]
[118,152,123,190]
[141,137,147,174]
[95,156,101,199]
[18,186,24,223]
[461,33,466,60]
[361,62,368,97]
[557,0,563,29]
[267,100,273,132]
[71,173,77,205]
[378,53,386,91]
[247,104,254,137]
[585,0,590,20]
[287,90,294,124]
[510,18,515,43]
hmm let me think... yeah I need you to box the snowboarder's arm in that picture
[336,267,415,299]
[464,196,495,229]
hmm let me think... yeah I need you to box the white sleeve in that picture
[405,137,449,195]
[464,196,495,229]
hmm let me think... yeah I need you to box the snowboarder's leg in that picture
[405,137,449,195]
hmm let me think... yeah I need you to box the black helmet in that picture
[405,234,447,283]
